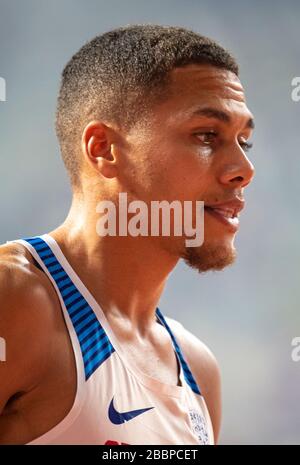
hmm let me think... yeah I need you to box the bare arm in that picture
[0,257,52,443]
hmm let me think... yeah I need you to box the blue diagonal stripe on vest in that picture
[22,236,115,381]
[155,307,201,395]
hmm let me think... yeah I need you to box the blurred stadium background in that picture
[0,0,300,444]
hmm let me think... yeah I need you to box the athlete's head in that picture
[55,24,255,273]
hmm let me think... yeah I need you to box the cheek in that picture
[161,146,213,201]
[124,138,213,202]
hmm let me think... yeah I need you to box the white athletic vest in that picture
[8,234,214,445]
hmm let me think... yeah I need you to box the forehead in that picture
[154,64,253,124]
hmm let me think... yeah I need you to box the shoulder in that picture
[0,241,56,314]
[164,316,220,385]
[165,316,222,443]
[0,241,58,411]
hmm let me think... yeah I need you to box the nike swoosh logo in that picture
[108,396,154,425]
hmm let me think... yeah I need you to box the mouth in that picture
[204,199,244,233]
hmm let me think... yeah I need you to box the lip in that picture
[204,198,245,233]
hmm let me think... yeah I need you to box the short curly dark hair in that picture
[55,24,239,190]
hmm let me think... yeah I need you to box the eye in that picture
[194,131,217,145]
[239,140,253,152]
[194,131,253,152]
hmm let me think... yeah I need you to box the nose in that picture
[218,146,255,188]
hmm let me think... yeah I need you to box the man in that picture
[0,24,255,445]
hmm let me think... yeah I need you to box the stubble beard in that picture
[182,241,237,273]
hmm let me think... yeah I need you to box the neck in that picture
[49,194,179,337]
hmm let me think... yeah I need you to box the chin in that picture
[182,240,237,273]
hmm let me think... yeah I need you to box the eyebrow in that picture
[190,106,255,129]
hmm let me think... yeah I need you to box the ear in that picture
[82,120,118,179]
